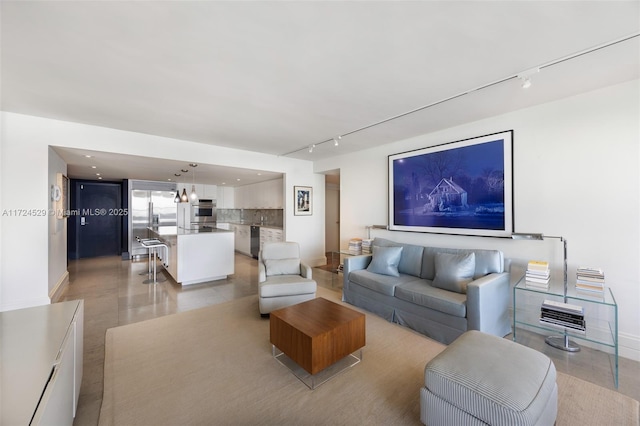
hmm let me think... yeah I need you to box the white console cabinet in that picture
[1,300,84,425]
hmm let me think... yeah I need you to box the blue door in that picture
[73,181,122,258]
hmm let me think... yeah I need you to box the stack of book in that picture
[576,267,605,295]
[362,239,373,254]
[525,260,551,289]
[348,238,363,255]
[540,300,586,333]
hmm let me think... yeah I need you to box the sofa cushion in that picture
[395,280,467,318]
[265,258,300,276]
[421,247,503,280]
[349,269,418,296]
[432,252,476,294]
[372,238,424,277]
[367,246,403,277]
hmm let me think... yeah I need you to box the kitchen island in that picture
[149,226,234,285]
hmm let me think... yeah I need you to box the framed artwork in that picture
[62,174,70,217]
[54,173,70,219]
[294,186,313,216]
[388,130,514,237]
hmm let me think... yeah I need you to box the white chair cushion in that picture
[259,276,317,298]
[265,258,300,276]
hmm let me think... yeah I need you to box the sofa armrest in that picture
[258,261,267,283]
[342,254,372,291]
[466,272,511,337]
[300,261,313,279]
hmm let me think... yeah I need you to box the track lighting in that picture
[334,136,341,146]
[309,144,315,153]
[517,67,539,89]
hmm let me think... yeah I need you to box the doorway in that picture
[69,181,123,259]
[325,173,340,263]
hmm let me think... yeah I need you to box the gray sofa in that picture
[342,237,511,344]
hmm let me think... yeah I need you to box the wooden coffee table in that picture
[270,297,366,388]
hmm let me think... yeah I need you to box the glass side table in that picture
[329,250,364,287]
[513,275,618,387]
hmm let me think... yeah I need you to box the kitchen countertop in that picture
[224,222,283,230]
[150,226,234,236]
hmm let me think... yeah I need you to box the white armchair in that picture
[258,242,317,315]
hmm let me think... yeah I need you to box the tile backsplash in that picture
[217,208,283,227]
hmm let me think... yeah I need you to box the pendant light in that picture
[189,163,198,202]
[174,190,180,203]
[180,188,189,202]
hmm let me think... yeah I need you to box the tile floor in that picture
[60,254,639,425]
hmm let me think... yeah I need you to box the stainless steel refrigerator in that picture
[128,180,178,259]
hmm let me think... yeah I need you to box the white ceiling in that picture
[1,1,639,185]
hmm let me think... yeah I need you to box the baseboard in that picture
[49,270,70,303]
[619,331,640,362]
[308,255,328,268]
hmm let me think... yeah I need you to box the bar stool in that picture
[136,236,162,277]
[139,237,168,284]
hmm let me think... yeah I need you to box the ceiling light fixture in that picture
[308,144,315,153]
[189,163,198,202]
[180,188,189,202]
[174,190,180,203]
[517,68,539,89]
[334,136,341,147]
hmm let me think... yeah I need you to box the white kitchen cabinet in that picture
[234,178,283,209]
[202,184,218,200]
[235,224,251,255]
[259,227,283,250]
[263,179,283,208]
[1,300,84,426]
[234,186,246,208]
[216,186,235,208]
[177,183,218,203]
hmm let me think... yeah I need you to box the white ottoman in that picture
[420,330,557,426]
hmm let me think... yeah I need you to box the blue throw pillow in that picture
[432,252,476,294]
[367,246,403,277]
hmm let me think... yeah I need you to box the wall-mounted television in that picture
[388,130,513,237]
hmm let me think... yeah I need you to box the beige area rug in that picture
[99,287,639,426]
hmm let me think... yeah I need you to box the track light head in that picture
[333,136,341,147]
[308,144,315,153]
[517,67,539,89]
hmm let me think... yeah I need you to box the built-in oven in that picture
[191,199,217,225]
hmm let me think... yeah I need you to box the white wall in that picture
[48,148,68,300]
[315,79,640,361]
[0,112,326,311]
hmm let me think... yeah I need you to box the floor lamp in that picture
[512,232,580,352]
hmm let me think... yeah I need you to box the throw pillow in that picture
[366,246,403,277]
[265,258,301,276]
[432,252,476,294]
